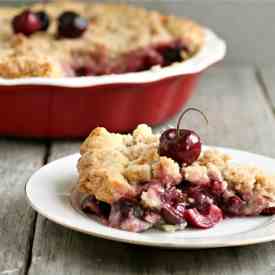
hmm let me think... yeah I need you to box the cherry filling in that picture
[82,196,111,219]
[161,203,186,225]
[222,193,270,217]
[261,207,275,215]
[81,177,274,232]
[72,40,189,76]
[184,205,223,229]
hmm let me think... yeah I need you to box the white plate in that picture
[0,28,225,87]
[25,146,275,248]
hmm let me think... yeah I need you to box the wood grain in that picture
[0,139,45,275]
[27,65,275,275]
[258,66,275,111]
[48,141,82,161]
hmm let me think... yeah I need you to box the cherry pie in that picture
[76,112,275,232]
[0,1,204,78]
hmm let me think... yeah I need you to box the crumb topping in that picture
[183,149,275,203]
[78,125,275,206]
[0,1,204,78]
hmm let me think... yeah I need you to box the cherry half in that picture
[159,108,208,166]
[184,204,223,229]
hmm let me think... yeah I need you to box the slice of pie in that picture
[75,123,275,232]
[0,1,204,78]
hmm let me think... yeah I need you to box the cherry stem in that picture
[176,107,208,138]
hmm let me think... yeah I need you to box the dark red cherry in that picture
[75,65,95,76]
[36,11,50,31]
[161,203,185,225]
[223,196,244,216]
[159,40,188,66]
[98,201,111,218]
[261,207,275,216]
[184,204,223,229]
[159,128,201,166]
[12,10,42,36]
[58,11,88,38]
[159,108,207,166]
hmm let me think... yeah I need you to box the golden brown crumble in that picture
[0,1,204,78]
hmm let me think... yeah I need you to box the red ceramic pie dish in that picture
[0,29,225,138]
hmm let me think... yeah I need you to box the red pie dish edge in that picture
[0,28,226,138]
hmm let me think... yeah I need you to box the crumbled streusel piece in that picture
[223,165,258,194]
[141,183,164,210]
[183,162,209,184]
[207,163,223,181]
[199,149,231,170]
[183,149,275,205]
[255,173,275,199]
[153,157,182,184]
[77,149,133,203]
[124,163,152,183]
[224,164,275,200]
[80,127,125,155]
[0,52,63,78]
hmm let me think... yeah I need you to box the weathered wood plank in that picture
[48,141,81,160]
[258,66,275,110]
[0,139,45,275]
[28,65,275,275]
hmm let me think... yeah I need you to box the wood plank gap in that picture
[23,140,52,275]
[255,66,275,115]
[22,214,37,275]
[43,140,52,166]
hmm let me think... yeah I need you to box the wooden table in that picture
[1,65,275,275]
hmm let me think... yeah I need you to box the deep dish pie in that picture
[0,1,204,78]
[75,121,275,233]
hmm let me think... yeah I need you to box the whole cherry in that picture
[36,11,50,31]
[159,108,208,166]
[58,11,88,38]
[12,10,42,36]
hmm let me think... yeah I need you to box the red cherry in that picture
[58,11,88,39]
[161,203,185,225]
[159,108,208,166]
[12,10,42,36]
[36,11,50,31]
[261,207,275,216]
[184,204,223,229]
[75,65,95,76]
[223,196,244,216]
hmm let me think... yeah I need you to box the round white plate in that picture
[25,146,275,248]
